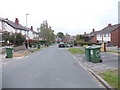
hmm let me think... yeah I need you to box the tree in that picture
[2,31,10,43]
[57,32,64,40]
[2,32,26,46]
[76,35,90,42]
[39,20,55,44]
[9,33,26,46]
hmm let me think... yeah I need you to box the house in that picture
[0,17,39,41]
[90,24,120,47]
[0,18,29,38]
[64,34,71,42]
[28,26,39,40]
[89,29,99,43]
[0,18,7,44]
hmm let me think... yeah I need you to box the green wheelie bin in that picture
[38,44,41,49]
[89,47,102,63]
[5,46,14,58]
[34,43,36,48]
[85,46,92,62]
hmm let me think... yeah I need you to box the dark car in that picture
[58,42,65,47]
[65,43,73,47]
[69,43,73,47]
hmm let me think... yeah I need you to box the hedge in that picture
[76,41,101,46]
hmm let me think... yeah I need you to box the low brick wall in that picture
[0,45,26,54]
[14,45,26,52]
[0,48,6,54]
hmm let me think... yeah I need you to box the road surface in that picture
[2,45,103,88]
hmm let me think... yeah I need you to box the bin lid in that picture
[4,46,13,49]
[85,46,92,49]
[85,46,101,49]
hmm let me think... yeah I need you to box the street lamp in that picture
[26,13,29,38]
[26,13,29,27]
[26,13,29,49]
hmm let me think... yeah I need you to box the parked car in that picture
[58,42,65,47]
[65,43,73,47]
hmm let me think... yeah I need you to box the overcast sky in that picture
[0,0,119,35]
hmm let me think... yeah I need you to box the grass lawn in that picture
[33,48,41,51]
[107,50,119,53]
[13,49,41,57]
[68,48,85,54]
[41,46,47,48]
[29,48,41,53]
[99,69,119,90]
[13,50,30,57]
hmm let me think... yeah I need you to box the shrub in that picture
[74,40,77,46]
[39,40,46,44]
[9,33,26,46]
[76,41,93,46]
[83,45,88,47]
[95,43,102,45]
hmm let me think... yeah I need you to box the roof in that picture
[98,24,120,34]
[89,24,120,36]
[89,31,100,37]
[4,19,30,31]
[0,17,6,21]
[0,17,39,34]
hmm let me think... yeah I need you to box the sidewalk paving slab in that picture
[1,47,41,66]
[73,51,119,74]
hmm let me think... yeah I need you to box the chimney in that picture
[92,28,95,32]
[31,26,33,31]
[5,18,8,20]
[15,18,19,25]
[108,23,112,28]
[49,26,51,29]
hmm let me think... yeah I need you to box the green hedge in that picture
[76,41,101,46]
[77,41,92,46]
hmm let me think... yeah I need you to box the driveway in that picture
[74,50,119,73]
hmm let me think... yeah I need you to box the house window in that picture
[97,34,99,37]
[108,33,110,37]
[104,33,106,37]
[98,34,100,37]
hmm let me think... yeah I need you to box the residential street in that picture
[2,45,103,88]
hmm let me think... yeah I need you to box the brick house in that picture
[90,24,120,47]
[89,29,99,43]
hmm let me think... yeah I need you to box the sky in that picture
[0,0,119,35]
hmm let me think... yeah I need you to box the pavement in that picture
[106,46,119,51]
[1,47,41,66]
[2,45,103,88]
[73,49,119,74]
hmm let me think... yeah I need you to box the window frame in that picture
[104,33,106,37]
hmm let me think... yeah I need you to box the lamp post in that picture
[26,13,29,49]
[26,13,29,27]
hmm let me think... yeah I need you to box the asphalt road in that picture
[2,45,103,88]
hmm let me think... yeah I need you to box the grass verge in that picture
[13,49,41,57]
[107,50,119,53]
[32,48,41,51]
[68,48,85,54]
[41,46,47,48]
[13,50,30,57]
[99,69,119,90]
